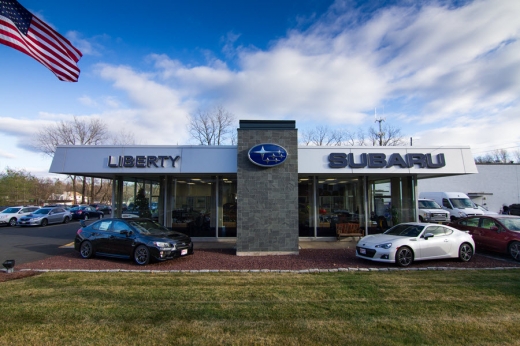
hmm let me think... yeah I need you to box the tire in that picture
[9,218,17,227]
[508,241,520,261]
[134,245,150,265]
[458,242,473,262]
[419,216,424,222]
[84,215,89,221]
[395,246,414,267]
[41,219,48,227]
[63,216,70,224]
[99,214,103,219]
[79,241,94,259]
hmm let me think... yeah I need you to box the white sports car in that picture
[356,222,475,267]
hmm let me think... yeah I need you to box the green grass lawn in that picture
[1,270,520,345]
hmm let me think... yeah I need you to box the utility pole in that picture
[375,108,385,146]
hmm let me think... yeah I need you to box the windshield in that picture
[128,220,172,235]
[450,198,475,209]
[2,207,21,213]
[384,224,425,237]
[33,208,51,215]
[419,200,441,209]
[501,218,520,231]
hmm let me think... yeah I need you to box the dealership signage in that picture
[328,153,446,169]
[108,155,181,168]
[248,144,288,167]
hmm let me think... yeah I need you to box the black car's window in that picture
[112,220,132,232]
[127,220,171,235]
[91,220,112,231]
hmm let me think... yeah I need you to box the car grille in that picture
[356,247,376,258]
[175,241,191,248]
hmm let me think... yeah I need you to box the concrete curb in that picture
[13,266,520,274]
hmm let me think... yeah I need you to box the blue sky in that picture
[1,0,519,178]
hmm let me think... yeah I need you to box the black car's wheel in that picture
[41,219,48,227]
[396,246,414,267]
[459,242,473,262]
[134,245,150,265]
[79,241,94,259]
[98,214,103,219]
[63,216,70,224]
[84,215,89,221]
[9,218,17,227]
[508,241,520,261]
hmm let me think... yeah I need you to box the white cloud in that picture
[3,0,520,166]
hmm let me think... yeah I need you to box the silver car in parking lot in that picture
[18,206,72,226]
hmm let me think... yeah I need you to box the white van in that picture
[419,192,484,221]
[418,198,450,223]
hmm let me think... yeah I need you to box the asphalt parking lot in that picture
[0,221,81,265]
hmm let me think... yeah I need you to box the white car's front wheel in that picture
[396,246,413,267]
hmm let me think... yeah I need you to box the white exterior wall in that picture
[418,164,520,214]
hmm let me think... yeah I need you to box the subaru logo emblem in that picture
[248,143,288,167]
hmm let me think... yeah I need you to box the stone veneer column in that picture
[236,120,299,256]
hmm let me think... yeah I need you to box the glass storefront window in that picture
[368,177,417,234]
[171,177,216,237]
[218,177,237,237]
[298,177,314,237]
[316,178,363,237]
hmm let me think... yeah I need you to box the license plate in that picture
[181,249,188,256]
[359,248,366,254]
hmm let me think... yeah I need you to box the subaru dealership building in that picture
[49,120,478,255]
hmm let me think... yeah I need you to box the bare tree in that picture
[300,123,403,147]
[300,126,344,146]
[34,116,109,204]
[513,150,520,163]
[491,149,509,163]
[368,123,405,146]
[188,106,236,145]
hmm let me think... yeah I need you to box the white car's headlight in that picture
[375,242,392,249]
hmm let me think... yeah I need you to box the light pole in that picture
[375,109,385,146]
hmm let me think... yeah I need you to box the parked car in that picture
[356,222,475,267]
[449,215,520,261]
[0,206,40,227]
[74,218,194,265]
[90,203,112,215]
[475,204,498,215]
[70,206,104,220]
[18,206,71,226]
[418,198,450,223]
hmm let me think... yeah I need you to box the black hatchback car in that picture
[74,218,194,265]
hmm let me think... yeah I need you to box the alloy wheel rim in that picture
[460,244,473,261]
[398,249,412,266]
[510,244,520,260]
[135,248,148,264]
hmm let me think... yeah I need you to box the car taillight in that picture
[76,229,82,235]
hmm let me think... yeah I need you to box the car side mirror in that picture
[490,226,499,232]
[120,230,133,236]
[79,220,86,227]
[423,232,434,239]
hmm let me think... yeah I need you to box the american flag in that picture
[0,0,82,82]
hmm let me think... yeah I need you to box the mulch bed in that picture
[2,248,519,282]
